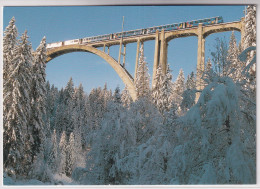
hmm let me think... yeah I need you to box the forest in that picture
[3,5,256,185]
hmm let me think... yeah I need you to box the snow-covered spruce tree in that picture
[211,37,229,76]
[226,31,243,82]
[135,45,150,99]
[102,83,113,106]
[72,83,87,149]
[113,86,121,104]
[53,103,66,137]
[243,5,256,93]
[135,99,179,184]
[4,31,34,178]
[168,74,255,184]
[63,77,75,136]
[130,98,163,146]
[172,69,185,113]
[86,87,106,132]
[58,131,67,175]
[3,17,18,87]
[29,37,47,163]
[159,64,173,114]
[3,17,18,169]
[84,99,136,184]
[152,65,164,109]
[181,71,196,112]
[45,83,59,131]
[244,5,256,50]
[121,85,133,108]
[152,64,173,114]
[66,132,77,176]
[47,129,59,173]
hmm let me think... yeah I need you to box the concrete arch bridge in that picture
[46,17,245,101]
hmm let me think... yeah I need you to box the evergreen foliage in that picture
[121,85,133,108]
[135,45,150,99]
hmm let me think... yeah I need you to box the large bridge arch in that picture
[46,44,137,101]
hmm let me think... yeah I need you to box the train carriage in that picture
[46,41,63,48]
[47,16,223,49]
[64,39,80,45]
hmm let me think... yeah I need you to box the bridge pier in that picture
[134,38,141,81]
[196,23,205,101]
[152,30,160,88]
[159,29,168,74]
[107,46,110,55]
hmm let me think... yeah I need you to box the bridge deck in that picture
[46,20,243,49]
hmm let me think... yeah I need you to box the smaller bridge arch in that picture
[46,44,137,101]
[202,21,244,38]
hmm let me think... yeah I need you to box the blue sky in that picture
[4,6,246,93]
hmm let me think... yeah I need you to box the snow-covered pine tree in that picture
[185,71,196,90]
[211,37,229,77]
[29,37,47,163]
[86,87,106,132]
[47,129,59,173]
[135,45,150,99]
[58,131,67,175]
[84,98,136,184]
[172,69,185,110]
[226,31,242,82]
[46,83,59,131]
[72,83,87,149]
[113,86,121,104]
[102,83,113,106]
[181,71,196,112]
[3,17,18,169]
[3,17,18,86]
[63,77,75,136]
[244,5,256,49]
[4,31,34,177]
[66,132,77,176]
[121,85,133,108]
[152,65,164,111]
[159,64,173,114]
[243,5,256,90]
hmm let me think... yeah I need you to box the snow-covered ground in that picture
[4,172,77,185]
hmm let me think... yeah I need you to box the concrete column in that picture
[240,17,245,48]
[152,30,160,88]
[123,44,126,67]
[107,46,110,55]
[134,38,140,81]
[159,29,167,74]
[118,38,123,64]
[196,23,205,102]
[103,44,106,52]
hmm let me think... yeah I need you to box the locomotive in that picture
[47,16,223,49]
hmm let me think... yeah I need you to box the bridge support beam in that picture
[152,30,160,88]
[196,23,205,102]
[134,38,141,81]
[118,38,123,64]
[103,44,106,52]
[123,44,126,67]
[159,29,168,74]
[107,46,110,55]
